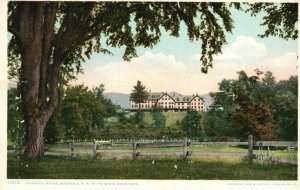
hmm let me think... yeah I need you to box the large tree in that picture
[231,71,276,140]
[8,2,236,157]
[7,2,297,157]
[130,80,149,127]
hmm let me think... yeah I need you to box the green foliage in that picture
[134,112,145,127]
[7,88,24,144]
[207,70,298,141]
[43,84,119,141]
[203,79,236,138]
[231,70,275,140]
[202,109,234,137]
[273,90,297,140]
[7,2,298,152]
[150,107,166,129]
[130,80,149,107]
[246,3,298,40]
[44,111,65,143]
[197,72,297,141]
[130,80,149,126]
[276,75,298,96]
[61,85,105,139]
[93,84,117,117]
[8,2,236,89]
[273,76,298,140]
[181,110,204,137]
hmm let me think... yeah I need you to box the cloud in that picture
[73,36,297,94]
[74,51,195,94]
[215,35,268,65]
[259,52,298,80]
[211,35,297,81]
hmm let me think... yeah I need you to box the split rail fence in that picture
[40,135,297,165]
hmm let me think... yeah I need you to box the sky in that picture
[71,5,298,95]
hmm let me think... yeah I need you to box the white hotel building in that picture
[130,92,205,112]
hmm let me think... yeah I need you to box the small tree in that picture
[181,110,203,138]
[151,106,166,129]
[130,80,149,127]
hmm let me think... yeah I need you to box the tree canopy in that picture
[7,1,298,157]
[246,3,298,40]
[207,70,297,141]
[130,80,149,107]
[181,110,203,138]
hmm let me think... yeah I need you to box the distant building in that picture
[129,92,205,112]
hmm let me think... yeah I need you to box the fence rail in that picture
[254,141,298,147]
[191,142,248,146]
[137,141,184,148]
[191,152,247,157]
[36,136,298,165]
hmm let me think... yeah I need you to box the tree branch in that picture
[39,2,58,112]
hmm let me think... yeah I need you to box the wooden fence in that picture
[93,137,190,160]
[40,136,297,165]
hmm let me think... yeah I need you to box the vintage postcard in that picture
[1,0,299,190]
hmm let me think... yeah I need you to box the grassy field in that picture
[143,112,186,128]
[7,138,297,180]
[7,156,297,180]
[38,142,297,161]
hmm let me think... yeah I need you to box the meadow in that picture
[143,112,186,128]
[7,142,297,180]
[7,156,297,180]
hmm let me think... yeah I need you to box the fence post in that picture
[70,147,75,158]
[132,142,137,160]
[248,135,253,164]
[93,141,97,160]
[183,137,188,158]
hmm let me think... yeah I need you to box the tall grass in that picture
[7,156,297,180]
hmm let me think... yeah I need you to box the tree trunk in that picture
[23,118,46,157]
[13,2,59,157]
